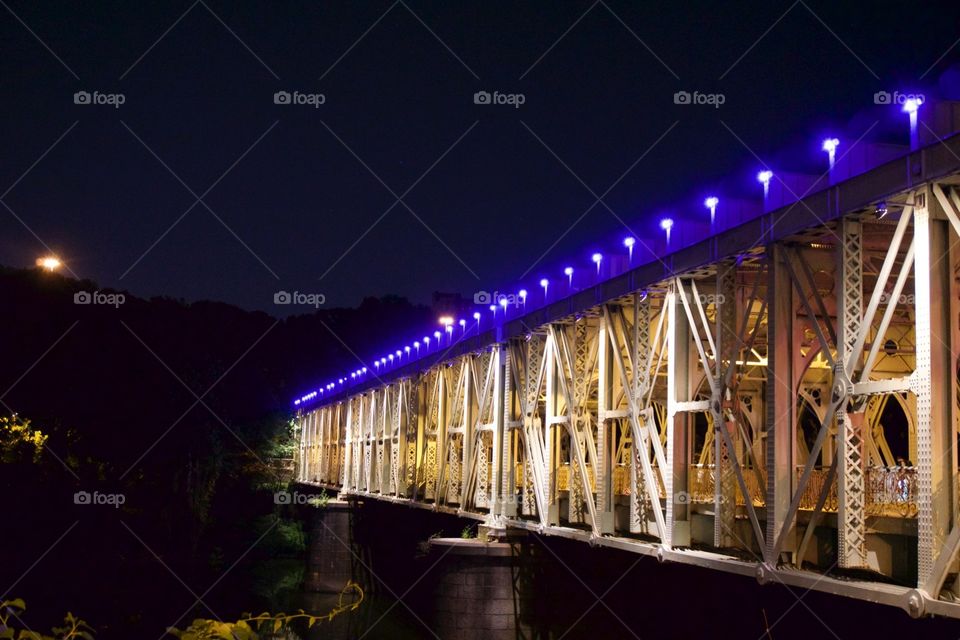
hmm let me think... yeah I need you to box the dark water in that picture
[8,497,959,639]
[218,501,960,640]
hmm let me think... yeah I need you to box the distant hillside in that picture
[0,265,434,636]
[0,265,433,427]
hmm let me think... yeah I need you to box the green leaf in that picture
[1,599,26,612]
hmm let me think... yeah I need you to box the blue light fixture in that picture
[757,170,773,198]
[903,97,922,149]
[704,196,718,228]
[660,217,674,247]
[822,138,839,169]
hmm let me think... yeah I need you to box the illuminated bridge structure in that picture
[294,100,960,619]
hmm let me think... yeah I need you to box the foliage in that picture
[0,581,363,640]
[0,416,47,464]
[0,598,94,640]
[461,525,476,539]
[308,488,330,509]
[265,419,299,460]
[251,517,305,557]
[166,582,363,639]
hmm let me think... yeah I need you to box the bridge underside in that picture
[297,171,960,619]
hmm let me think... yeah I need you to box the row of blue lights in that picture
[294,98,926,407]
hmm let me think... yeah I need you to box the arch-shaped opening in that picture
[693,412,710,462]
[736,400,758,470]
[876,393,911,465]
[797,397,822,467]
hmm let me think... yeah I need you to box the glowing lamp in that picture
[902,98,922,113]
[564,266,574,287]
[623,237,635,262]
[660,217,674,247]
[704,196,718,227]
[902,97,922,149]
[822,138,839,169]
[36,256,62,271]
[757,170,773,198]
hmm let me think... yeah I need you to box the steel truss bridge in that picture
[295,125,960,620]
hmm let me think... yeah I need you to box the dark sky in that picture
[3,1,960,314]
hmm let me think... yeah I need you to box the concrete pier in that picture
[426,537,536,640]
[303,499,354,593]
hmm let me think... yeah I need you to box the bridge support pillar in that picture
[766,243,797,564]
[914,188,955,589]
[666,285,691,548]
[427,537,535,640]
[303,499,356,593]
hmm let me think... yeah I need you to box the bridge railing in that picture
[551,462,917,517]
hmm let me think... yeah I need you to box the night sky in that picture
[3,1,960,314]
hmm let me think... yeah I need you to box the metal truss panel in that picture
[838,218,868,569]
